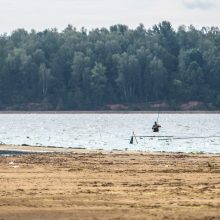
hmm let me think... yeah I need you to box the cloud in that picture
[182,0,216,10]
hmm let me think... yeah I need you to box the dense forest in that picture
[0,21,220,110]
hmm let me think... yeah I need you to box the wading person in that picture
[152,121,161,132]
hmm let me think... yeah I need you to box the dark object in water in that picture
[152,122,161,132]
[153,127,159,132]
[129,132,138,144]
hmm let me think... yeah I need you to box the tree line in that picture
[0,21,220,110]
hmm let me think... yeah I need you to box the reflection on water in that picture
[0,113,219,153]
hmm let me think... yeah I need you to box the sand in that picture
[0,145,220,220]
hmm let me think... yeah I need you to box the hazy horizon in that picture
[0,0,220,34]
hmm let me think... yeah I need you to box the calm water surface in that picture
[0,114,219,153]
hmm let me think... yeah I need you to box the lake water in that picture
[0,113,220,153]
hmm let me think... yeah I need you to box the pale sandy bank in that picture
[0,145,219,220]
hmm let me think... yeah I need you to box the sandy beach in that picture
[0,145,220,220]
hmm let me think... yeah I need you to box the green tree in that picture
[90,62,107,106]
[38,63,53,98]
[116,53,141,102]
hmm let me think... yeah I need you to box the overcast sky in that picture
[0,0,220,34]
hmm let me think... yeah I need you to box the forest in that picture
[0,21,220,110]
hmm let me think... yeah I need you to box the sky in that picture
[0,0,220,34]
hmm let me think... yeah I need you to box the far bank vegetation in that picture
[0,21,220,110]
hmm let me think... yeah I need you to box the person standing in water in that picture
[152,121,161,132]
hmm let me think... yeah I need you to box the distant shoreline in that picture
[0,110,220,114]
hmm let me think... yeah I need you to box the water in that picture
[0,113,219,153]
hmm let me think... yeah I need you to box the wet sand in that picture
[0,146,220,220]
